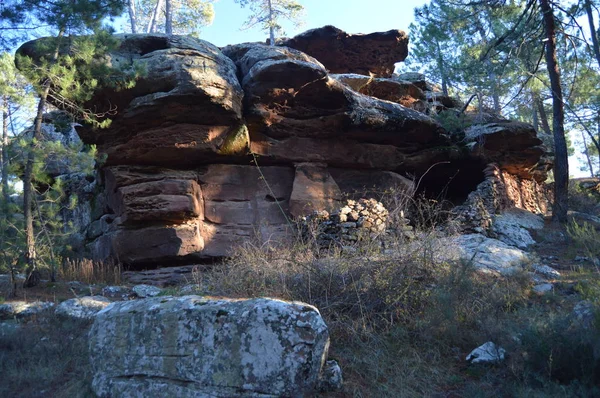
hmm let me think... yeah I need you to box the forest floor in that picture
[0,215,599,397]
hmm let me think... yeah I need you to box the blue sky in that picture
[114,0,429,47]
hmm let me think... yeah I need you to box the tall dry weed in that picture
[60,258,122,285]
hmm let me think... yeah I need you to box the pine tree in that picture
[234,0,304,46]
[128,0,215,36]
[2,0,127,286]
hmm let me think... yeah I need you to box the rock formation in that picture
[280,25,409,77]
[17,26,552,268]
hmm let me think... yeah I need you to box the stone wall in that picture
[453,164,550,233]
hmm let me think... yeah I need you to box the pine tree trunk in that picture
[582,131,595,177]
[1,96,9,216]
[536,97,552,136]
[585,0,600,69]
[531,92,539,131]
[147,0,164,33]
[436,39,448,96]
[1,97,16,297]
[165,0,173,35]
[268,0,275,46]
[540,0,568,222]
[23,30,64,287]
[128,0,138,34]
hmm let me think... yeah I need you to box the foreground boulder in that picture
[89,296,337,397]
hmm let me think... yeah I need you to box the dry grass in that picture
[2,193,600,397]
[0,314,94,398]
[185,205,600,397]
[59,258,122,285]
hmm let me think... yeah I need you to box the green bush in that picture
[567,221,600,261]
[520,313,600,386]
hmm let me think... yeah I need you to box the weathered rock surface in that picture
[466,342,506,364]
[0,301,55,320]
[465,121,549,182]
[89,296,335,397]
[223,42,452,173]
[280,25,409,77]
[331,73,426,110]
[491,208,544,249]
[23,34,245,168]
[132,284,162,298]
[434,234,530,275]
[55,296,112,320]
[122,265,201,287]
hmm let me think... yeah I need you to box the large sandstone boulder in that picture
[331,73,427,111]
[223,42,454,174]
[17,30,552,266]
[280,25,409,77]
[89,296,335,397]
[20,35,245,167]
[465,121,549,182]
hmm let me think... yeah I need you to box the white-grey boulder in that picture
[531,264,561,279]
[101,285,134,300]
[89,296,336,398]
[55,296,112,320]
[532,283,553,295]
[0,301,55,320]
[132,284,162,298]
[491,209,544,249]
[434,234,530,275]
[466,342,506,364]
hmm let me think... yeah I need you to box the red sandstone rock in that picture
[279,25,409,77]
[465,121,548,182]
[331,74,426,111]
[17,32,553,267]
[289,163,343,218]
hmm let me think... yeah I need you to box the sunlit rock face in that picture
[279,25,409,77]
[17,27,551,267]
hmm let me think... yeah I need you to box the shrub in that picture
[520,313,600,386]
[567,221,600,263]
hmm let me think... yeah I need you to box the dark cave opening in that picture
[413,158,487,206]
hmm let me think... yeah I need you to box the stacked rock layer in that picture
[17,27,552,267]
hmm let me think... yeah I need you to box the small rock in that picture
[319,360,343,392]
[573,300,595,328]
[532,264,561,279]
[102,285,134,300]
[532,283,553,295]
[574,256,589,262]
[132,284,162,298]
[466,342,506,364]
[56,296,112,320]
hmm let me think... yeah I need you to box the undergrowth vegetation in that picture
[0,316,94,398]
[185,198,600,397]
[1,194,600,397]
